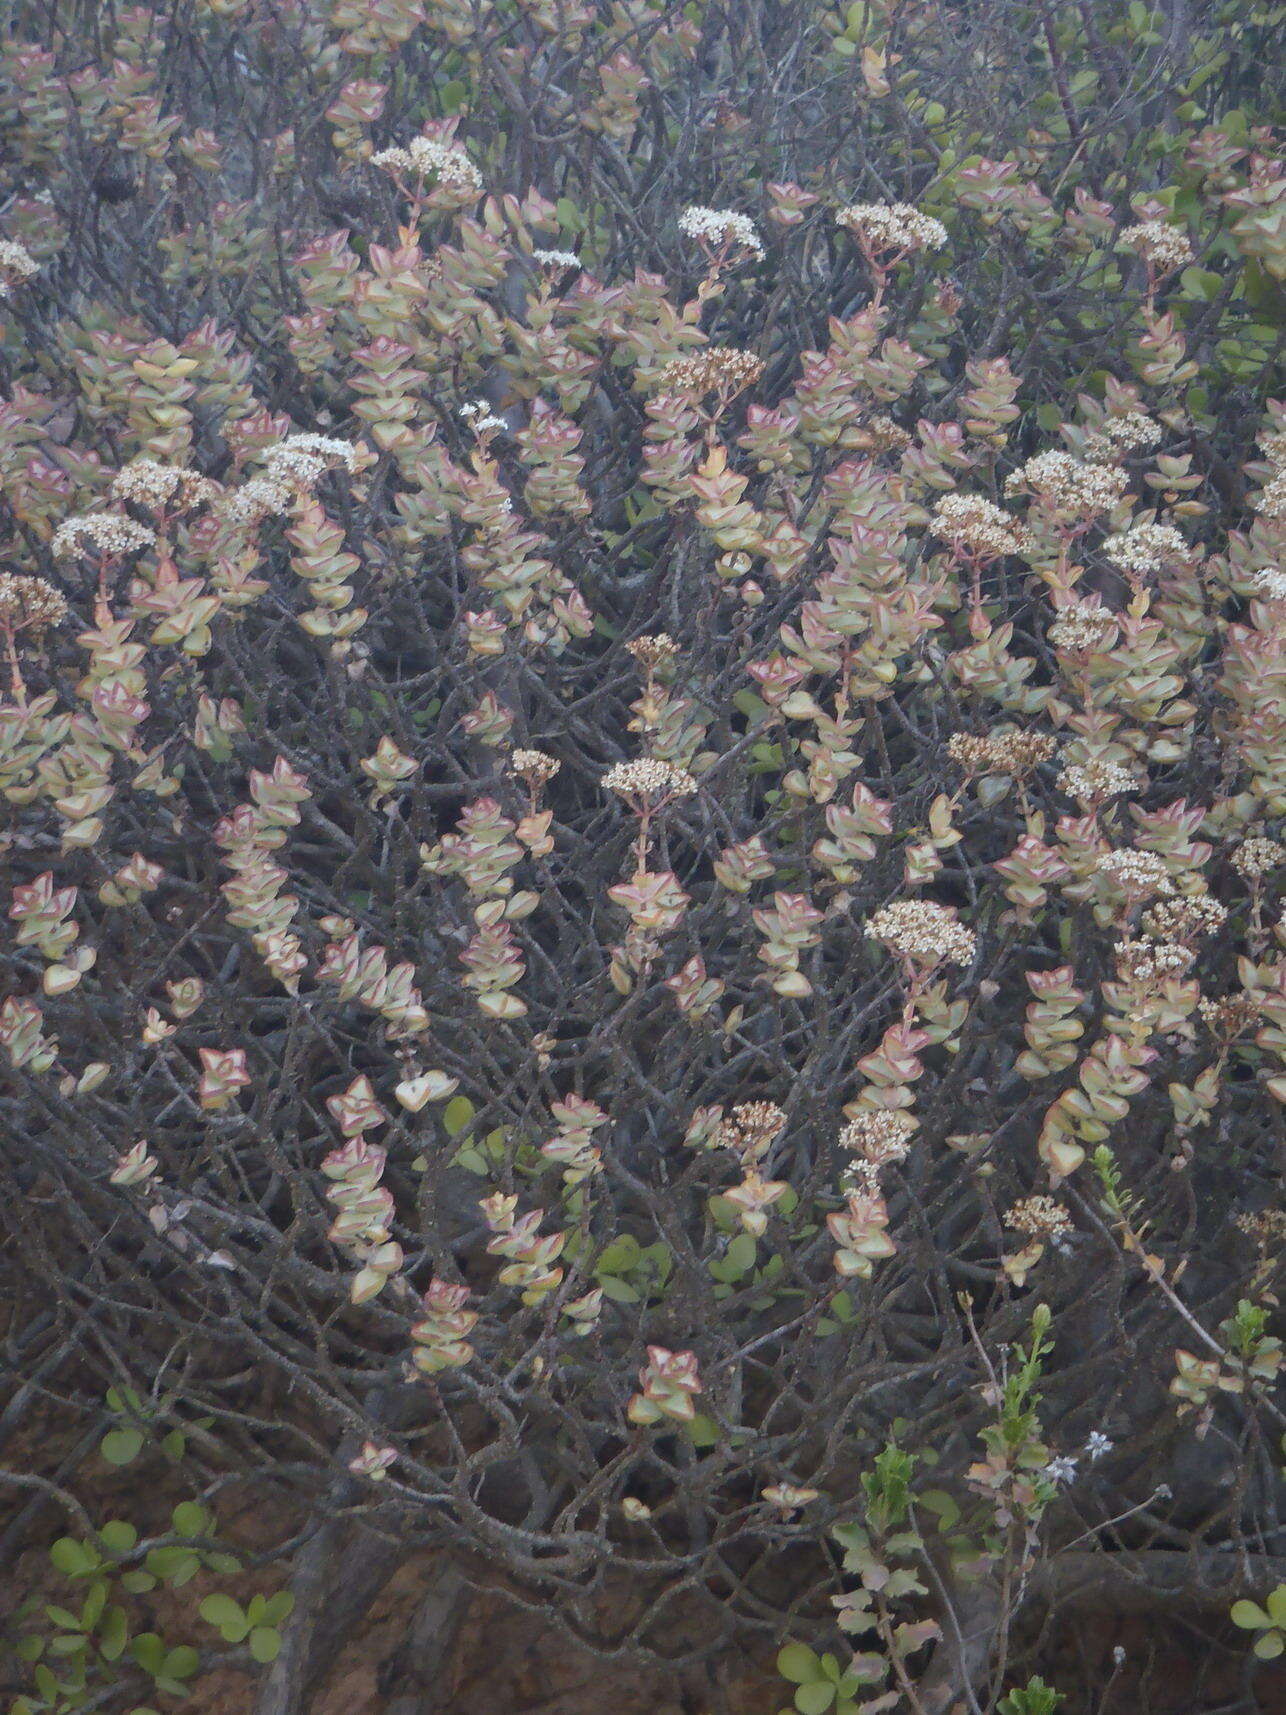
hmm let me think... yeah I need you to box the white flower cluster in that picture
[1114,938,1194,983]
[1120,220,1194,275]
[532,248,581,271]
[371,136,484,194]
[678,206,764,258]
[52,511,157,559]
[839,1109,915,1164]
[1005,451,1128,516]
[510,749,561,785]
[1083,411,1161,462]
[1141,893,1228,942]
[111,460,217,511]
[214,477,293,526]
[837,202,948,254]
[264,433,360,487]
[1057,757,1137,802]
[459,399,508,436]
[1250,569,1286,602]
[603,759,699,798]
[1103,522,1190,577]
[1255,470,1286,521]
[1233,836,1285,880]
[1095,849,1173,895]
[866,900,977,969]
[931,494,1027,559]
[0,239,39,296]
[1047,601,1118,655]
[1258,429,1286,470]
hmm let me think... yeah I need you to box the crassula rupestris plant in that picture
[1,2,1284,1712]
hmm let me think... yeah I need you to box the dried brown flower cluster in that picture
[603,759,698,798]
[1120,220,1194,274]
[837,202,948,253]
[111,460,218,512]
[930,494,1027,558]
[51,512,157,559]
[1057,757,1137,802]
[1141,893,1227,942]
[1005,1196,1073,1239]
[717,1101,787,1159]
[626,634,678,671]
[1236,1209,1286,1247]
[1103,521,1190,577]
[867,900,977,969]
[1233,836,1285,879]
[510,749,561,786]
[657,348,764,398]
[1005,451,1129,515]
[0,573,68,631]
[948,729,1056,777]
[855,414,912,453]
[839,1109,915,1163]
[1048,601,1119,655]
[1199,994,1260,1038]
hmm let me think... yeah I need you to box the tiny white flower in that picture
[1043,1455,1079,1485]
[1085,1430,1114,1461]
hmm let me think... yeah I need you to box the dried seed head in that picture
[603,759,698,799]
[657,348,764,398]
[626,634,678,671]
[0,573,68,631]
[948,729,1056,777]
[1005,1195,1073,1239]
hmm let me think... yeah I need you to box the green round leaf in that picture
[49,1538,95,1577]
[199,1594,246,1635]
[99,1520,138,1555]
[795,1682,837,1715]
[99,1606,129,1662]
[1252,1630,1284,1660]
[248,1626,282,1663]
[101,1428,145,1467]
[1231,1600,1270,1629]
[778,1643,819,1684]
[162,1645,199,1680]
